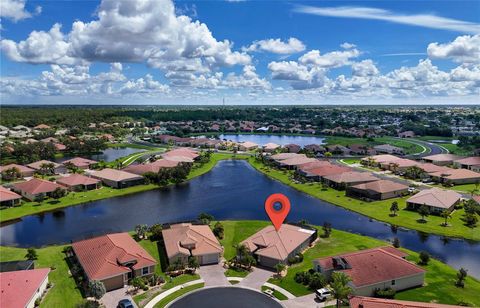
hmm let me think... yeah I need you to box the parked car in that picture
[118,299,134,308]
[408,187,416,193]
[315,288,332,301]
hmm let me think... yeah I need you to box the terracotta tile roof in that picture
[304,165,351,177]
[473,195,480,205]
[271,153,305,161]
[362,154,401,164]
[0,186,22,202]
[0,268,50,308]
[163,148,199,159]
[423,154,463,162]
[239,141,258,148]
[54,143,66,151]
[454,156,480,166]
[0,164,34,174]
[62,157,98,168]
[323,171,379,184]
[417,163,451,174]
[279,156,318,166]
[407,188,461,209]
[241,224,315,261]
[13,178,62,195]
[430,168,480,180]
[263,143,280,150]
[384,158,420,168]
[56,174,100,187]
[162,223,222,259]
[26,160,61,170]
[349,296,465,308]
[34,124,51,129]
[72,233,156,280]
[297,160,332,171]
[91,168,143,182]
[350,180,409,194]
[314,247,425,287]
[151,159,180,168]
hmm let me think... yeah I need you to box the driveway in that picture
[283,294,335,308]
[237,267,273,290]
[101,286,137,308]
[198,263,230,287]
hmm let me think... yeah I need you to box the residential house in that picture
[162,148,199,160]
[298,164,351,181]
[241,224,317,268]
[406,188,461,214]
[270,153,304,162]
[90,168,144,188]
[323,171,379,190]
[454,157,480,172]
[349,144,374,156]
[380,158,420,173]
[34,124,51,130]
[56,174,101,191]
[423,154,463,166]
[304,144,325,154]
[429,168,480,185]
[0,268,50,308]
[12,178,63,201]
[277,156,318,169]
[346,180,409,200]
[62,157,98,169]
[26,160,66,174]
[313,247,425,296]
[263,143,280,153]
[0,186,22,207]
[162,223,223,266]
[398,131,415,138]
[0,164,35,178]
[326,144,350,155]
[361,154,401,167]
[373,144,405,155]
[284,144,301,153]
[123,161,177,176]
[349,296,464,308]
[72,233,157,291]
[0,260,34,272]
[238,141,258,151]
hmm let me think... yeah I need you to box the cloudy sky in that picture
[1,0,479,105]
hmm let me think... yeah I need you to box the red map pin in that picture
[265,193,291,231]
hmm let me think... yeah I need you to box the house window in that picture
[142,267,149,275]
[391,279,396,285]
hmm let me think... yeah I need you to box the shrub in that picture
[419,251,430,265]
[374,287,396,299]
[308,272,327,290]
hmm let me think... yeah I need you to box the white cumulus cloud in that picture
[244,38,306,54]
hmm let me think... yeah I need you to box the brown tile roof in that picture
[349,296,465,308]
[163,148,199,160]
[239,141,258,148]
[323,171,379,184]
[241,224,315,261]
[72,233,156,280]
[350,180,409,194]
[297,160,332,171]
[362,154,401,164]
[384,158,420,168]
[314,247,425,287]
[407,188,461,209]
[162,223,222,259]
[279,156,318,166]
[26,160,61,170]
[430,168,480,180]
[151,159,180,168]
[263,143,280,150]
[454,156,480,166]
[56,174,100,187]
[417,163,451,174]
[473,195,480,205]
[304,165,351,177]
[0,268,50,308]
[271,153,305,161]
[13,178,62,195]
[91,168,143,182]
[0,164,34,174]
[0,186,22,202]
[34,124,51,129]
[62,157,98,168]
[423,154,463,162]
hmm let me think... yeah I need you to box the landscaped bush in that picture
[374,287,396,299]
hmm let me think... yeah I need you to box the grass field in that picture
[261,286,288,300]
[153,283,204,308]
[325,136,425,155]
[247,158,479,241]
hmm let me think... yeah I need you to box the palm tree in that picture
[418,204,430,222]
[1,167,21,181]
[330,272,352,308]
[390,201,399,216]
[440,210,451,227]
[39,162,55,175]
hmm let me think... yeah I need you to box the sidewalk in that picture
[144,279,205,308]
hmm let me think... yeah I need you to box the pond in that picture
[219,134,326,146]
[55,147,146,163]
[1,160,479,277]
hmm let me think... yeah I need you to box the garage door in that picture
[200,254,218,265]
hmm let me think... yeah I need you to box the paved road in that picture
[237,267,274,290]
[405,138,448,158]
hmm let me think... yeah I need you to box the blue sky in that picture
[1,0,479,105]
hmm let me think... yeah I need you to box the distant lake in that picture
[1,160,479,278]
[55,147,145,163]
[219,134,326,146]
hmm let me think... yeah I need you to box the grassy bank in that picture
[247,158,479,241]
[325,136,425,155]
[0,153,247,223]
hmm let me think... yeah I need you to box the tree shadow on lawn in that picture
[64,252,89,298]
[156,240,169,273]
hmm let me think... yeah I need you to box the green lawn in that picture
[219,220,269,260]
[224,267,250,278]
[109,143,162,150]
[0,153,246,223]
[324,136,424,155]
[248,158,479,241]
[261,286,288,300]
[153,283,204,308]
[340,158,360,165]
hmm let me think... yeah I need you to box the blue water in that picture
[1,160,479,277]
[55,147,145,163]
[219,134,325,146]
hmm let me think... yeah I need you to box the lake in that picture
[219,134,326,146]
[55,147,145,163]
[1,160,479,277]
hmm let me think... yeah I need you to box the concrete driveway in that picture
[198,264,230,287]
[283,294,335,308]
[101,286,137,308]
[237,267,273,290]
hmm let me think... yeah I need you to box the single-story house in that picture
[298,165,351,181]
[62,157,98,169]
[380,158,420,173]
[0,164,35,178]
[162,223,223,266]
[297,160,332,172]
[429,168,480,185]
[326,144,350,155]
[304,144,325,153]
[346,180,409,200]
[72,233,157,291]
[423,154,463,166]
[454,157,480,172]
[241,224,317,268]
[0,268,50,308]
[361,155,401,167]
[406,188,461,214]
[277,156,318,169]
[349,296,462,308]
[0,260,34,272]
[284,144,301,153]
[263,143,280,153]
[90,168,144,188]
[56,174,101,191]
[26,160,66,174]
[34,124,51,130]
[122,161,177,175]
[0,186,22,207]
[373,144,405,155]
[398,131,415,138]
[313,247,425,296]
[349,144,374,155]
[238,141,258,151]
[416,163,451,176]
[162,148,199,160]
[270,153,305,162]
[323,171,379,190]
[12,178,64,201]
